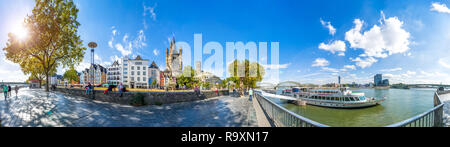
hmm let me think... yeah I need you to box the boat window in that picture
[359,96,365,100]
[344,97,350,101]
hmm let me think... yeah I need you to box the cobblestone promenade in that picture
[0,88,257,127]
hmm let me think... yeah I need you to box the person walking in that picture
[7,85,12,97]
[14,85,19,97]
[118,83,124,97]
[3,84,8,99]
[249,88,254,101]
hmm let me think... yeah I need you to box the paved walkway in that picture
[439,93,450,127]
[0,88,257,127]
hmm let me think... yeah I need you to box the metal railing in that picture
[256,90,446,127]
[255,91,329,127]
[386,91,445,127]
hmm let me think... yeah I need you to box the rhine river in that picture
[270,88,436,127]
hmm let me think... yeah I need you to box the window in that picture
[137,67,140,70]
[359,96,366,101]
[131,77,134,81]
[344,97,350,101]
[131,66,134,70]
[137,77,140,81]
[131,71,134,75]
[143,67,146,70]
[143,77,146,81]
[143,72,146,75]
[124,68,128,71]
[137,71,140,75]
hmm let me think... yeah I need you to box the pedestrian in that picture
[233,88,236,97]
[14,85,19,97]
[118,83,124,97]
[7,85,12,97]
[85,82,92,95]
[3,84,8,99]
[249,88,254,101]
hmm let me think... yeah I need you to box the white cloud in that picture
[312,58,330,67]
[0,53,27,82]
[112,29,117,36]
[380,67,402,72]
[350,57,378,69]
[431,2,450,13]
[75,61,91,72]
[322,67,340,73]
[110,55,121,63]
[153,49,159,56]
[108,40,114,48]
[123,34,129,42]
[344,65,356,70]
[144,4,157,21]
[439,58,450,68]
[320,18,336,35]
[115,43,131,56]
[345,13,411,59]
[263,63,290,69]
[133,30,147,49]
[318,40,346,56]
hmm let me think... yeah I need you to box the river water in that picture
[270,88,436,127]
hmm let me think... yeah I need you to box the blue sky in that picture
[1,0,450,84]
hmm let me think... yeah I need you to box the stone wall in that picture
[55,88,229,106]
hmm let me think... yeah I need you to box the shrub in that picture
[154,101,163,106]
[129,93,147,106]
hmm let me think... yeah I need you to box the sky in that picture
[1,0,450,85]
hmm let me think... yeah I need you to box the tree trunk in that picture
[45,73,49,92]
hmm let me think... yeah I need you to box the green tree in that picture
[63,67,78,84]
[22,58,55,88]
[177,66,198,88]
[3,0,86,92]
[228,60,265,96]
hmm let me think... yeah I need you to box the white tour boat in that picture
[282,87,385,108]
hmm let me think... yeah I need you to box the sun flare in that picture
[12,25,29,41]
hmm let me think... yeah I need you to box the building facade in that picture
[165,36,183,78]
[148,61,160,88]
[121,56,149,89]
[107,61,122,85]
[374,74,383,86]
[50,75,63,86]
[374,74,390,87]
[81,64,107,86]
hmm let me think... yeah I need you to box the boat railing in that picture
[255,91,329,127]
[384,90,445,127]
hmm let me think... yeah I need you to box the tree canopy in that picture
[227,59,265,90]
[63,67,78,83]
[176,65,198,88]
[2,0,86,91]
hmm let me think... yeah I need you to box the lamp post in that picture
[88,42,97,100]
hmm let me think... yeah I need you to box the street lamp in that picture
[88,42,97,100]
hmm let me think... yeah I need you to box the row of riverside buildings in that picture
[51,37,221,89]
